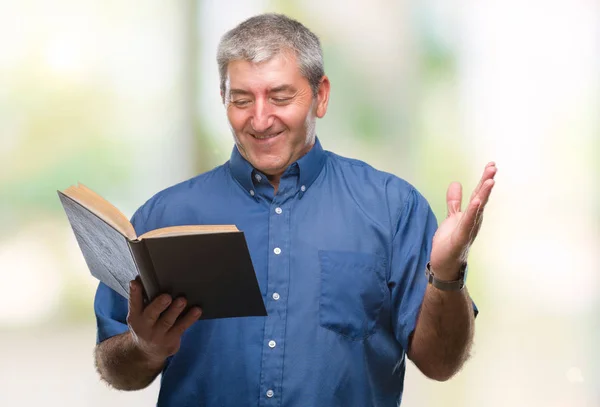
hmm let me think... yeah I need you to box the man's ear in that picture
[316,75,331,118]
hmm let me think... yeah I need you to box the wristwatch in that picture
[425,262,467,291]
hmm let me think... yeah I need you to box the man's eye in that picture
[271,97,292,104]
[233,100,251,107]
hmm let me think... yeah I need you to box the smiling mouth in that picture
[250,130,284,140]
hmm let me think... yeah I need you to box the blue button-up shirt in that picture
[95,138,438,407]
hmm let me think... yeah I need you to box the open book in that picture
[58,184,266,319]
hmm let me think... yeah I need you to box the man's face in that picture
[224,52,329,177]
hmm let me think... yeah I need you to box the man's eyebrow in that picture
[228,85,297,96]
[229,89,252,96]
[270,85,296,93]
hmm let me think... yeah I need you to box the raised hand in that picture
[126,278,202,365]
[429,162,497,280]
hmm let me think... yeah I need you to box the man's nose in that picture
[250,100,275,133]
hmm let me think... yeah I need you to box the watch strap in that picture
[425,262,467,291]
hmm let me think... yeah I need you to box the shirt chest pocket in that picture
[318,250,387,340]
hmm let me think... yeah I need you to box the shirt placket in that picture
[258,191,291,407]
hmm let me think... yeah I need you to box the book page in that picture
[59,191,138,299]
[61,184,137,240]
[139,225,239,240]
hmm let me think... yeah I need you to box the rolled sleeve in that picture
[94,282,129,343]
[389,188,438,352]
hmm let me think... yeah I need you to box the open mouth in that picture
[250,130,284,140]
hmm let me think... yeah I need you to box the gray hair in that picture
[217,13,325,99]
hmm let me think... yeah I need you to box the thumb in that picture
[446,182,463,216]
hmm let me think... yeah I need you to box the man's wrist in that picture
[128,332,168,369]
[425,262,467,292]
[428,259,466,281]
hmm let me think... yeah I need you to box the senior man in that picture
[94,13,496,407]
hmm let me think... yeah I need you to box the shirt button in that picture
[268,340,276,348]
[249,190,255,196]
[266,389,274,398]
[272,292,280,300]
[300,185,306,192]
[274,247,281,255]
[275,207,282,214]
[255,174,262,182]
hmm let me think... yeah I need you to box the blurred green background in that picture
[1,0,598,405]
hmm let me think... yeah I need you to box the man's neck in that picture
[266,173,282,195]
[260,139,316,195]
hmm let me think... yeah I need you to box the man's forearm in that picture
[408,285,474,381]
[95,332,166,391]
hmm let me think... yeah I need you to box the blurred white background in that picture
[1,0,598,405]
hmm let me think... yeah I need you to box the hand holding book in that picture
[58,183,267,320]
[127,278,202,365]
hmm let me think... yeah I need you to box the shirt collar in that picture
[229,137,327,197]
[229,144,256,195]
[295,137,327,196]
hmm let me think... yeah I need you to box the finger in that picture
[470,178,495,222]
[128,279,145,319]
[470,162,497,202]
[142,294,173,325]
[168,307,202,338]
[155,297,187,334]
[446,182,463,216]
[472,179,495,231]
[471,163,496,198]
[459,196,481,241]
[476,179,495,209]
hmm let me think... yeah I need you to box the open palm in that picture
[429,162,497,279]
